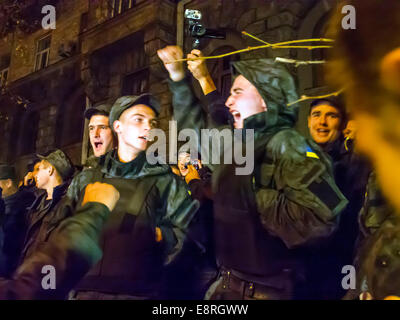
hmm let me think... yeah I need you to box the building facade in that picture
[0,0,336,178]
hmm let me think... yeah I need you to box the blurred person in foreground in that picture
[0,182,120,300]
[328,0,400,299]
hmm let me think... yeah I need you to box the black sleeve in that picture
[0,202,110,300]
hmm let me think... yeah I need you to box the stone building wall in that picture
[0,0,336,179]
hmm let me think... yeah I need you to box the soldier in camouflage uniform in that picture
[158,46,347,299]
[344,172,400,299]
[67,94,199,299]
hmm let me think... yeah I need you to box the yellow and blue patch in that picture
[306,145,319,159]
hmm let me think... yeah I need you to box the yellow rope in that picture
[168,33,334,64]
[286,89,344,107]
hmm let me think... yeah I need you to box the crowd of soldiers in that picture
[0,0,399,300]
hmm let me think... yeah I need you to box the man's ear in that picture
[261,98,267,111]
[113,120,122,134]
[48,165,55,176]
[380,47,400,94]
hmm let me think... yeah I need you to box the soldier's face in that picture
[113,104,157,156]
[308,104,342,146]
[88,115,114,157]
[34,161,52,190]
[225,75,267,129]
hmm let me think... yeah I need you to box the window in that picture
[109,0,135,18]
[0,68,8,87]
[0,55,10,87]
[122,68,149,96]
[57,93,86,147]
[35,34,51,71]
[209,46,237,100]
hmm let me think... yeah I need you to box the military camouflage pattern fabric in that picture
[345,172,400,299]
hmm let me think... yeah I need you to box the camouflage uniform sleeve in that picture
[66,169,97,205]
[156,174,200,265]
[358,171,395,240]
[168,76,206,133]
[256,129,348,249]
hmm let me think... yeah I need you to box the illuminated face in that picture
[177,152,191,177]
[225,75,267,128]
[113,104,157,155]
[88,115,114,157]
[308,104,342,145]
[34,161,52,190]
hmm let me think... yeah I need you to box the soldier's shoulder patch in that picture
[306,145,319,159]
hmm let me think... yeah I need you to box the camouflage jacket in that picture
[168,59,347,252]
[66,150,199,296]
[344,172,400,299]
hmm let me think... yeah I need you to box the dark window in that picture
[122,68,149,96]
[18,111,39,156]
[209,47,237,100]
[0,55,10,87]
[0,68,8,87]
[59,94,86,147]
[80,12,89,33]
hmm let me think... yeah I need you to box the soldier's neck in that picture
[117,144,140,163]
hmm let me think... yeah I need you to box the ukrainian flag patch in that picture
[306,145,319,159]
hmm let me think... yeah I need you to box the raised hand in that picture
[157,45,185,82]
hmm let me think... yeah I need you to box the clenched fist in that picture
[187,49,209,81]
[157,45,185,82]
[82,182,120,212]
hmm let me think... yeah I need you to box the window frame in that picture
[121,67,149,96]
[34,34,52,72]
[0,68,9,87]
[109,0,135,18]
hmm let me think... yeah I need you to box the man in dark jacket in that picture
[67,94,199,299]
[158,46,347,299]
[0,182,120,300]
[306,98,371,299]
[0,164,36,277]
[18,149,75,266]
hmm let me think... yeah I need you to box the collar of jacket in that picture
[243,110,293,140]
[99,150,170,179]
[3,188,25,205]
[29,181,69,211]
[323,135,348,160]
